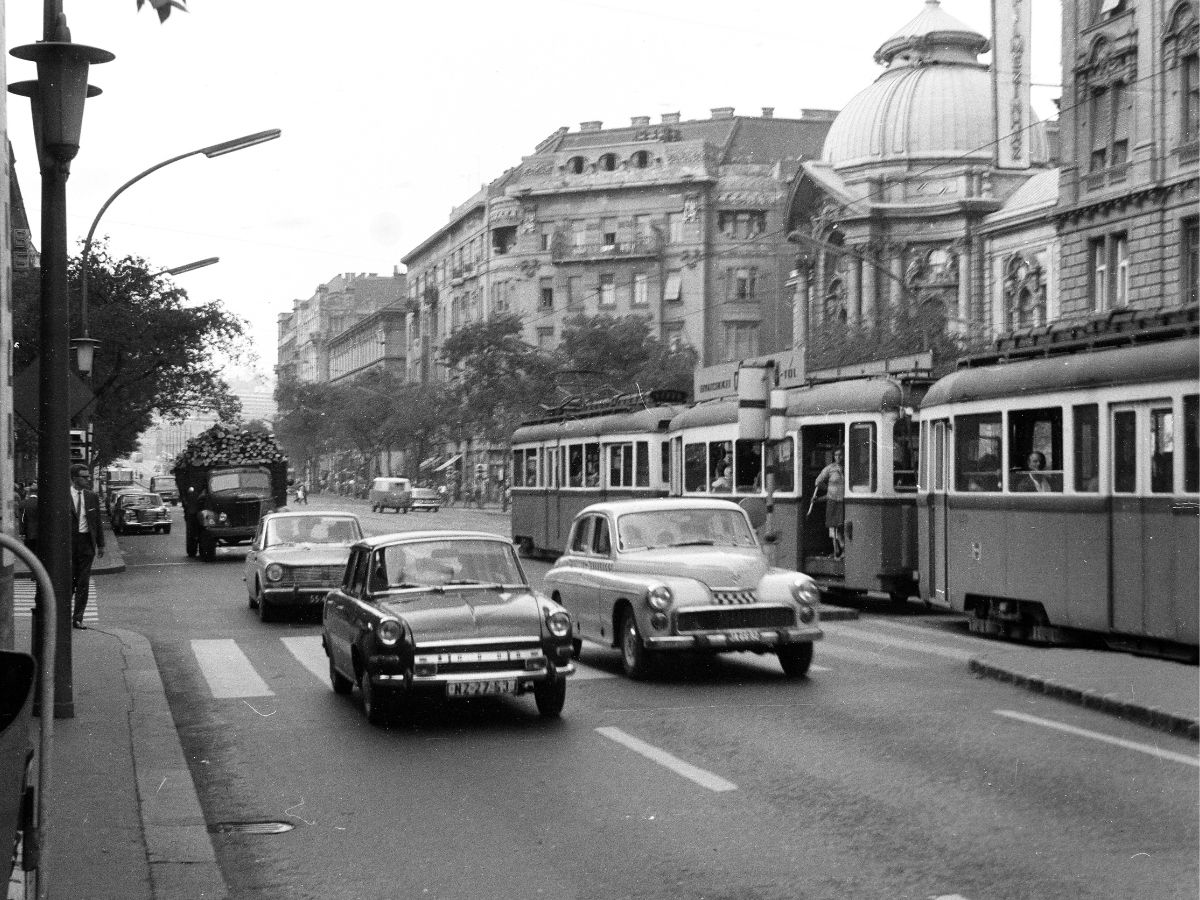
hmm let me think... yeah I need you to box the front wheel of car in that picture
[329,658,353,695]
[534,676,567,717]
[620,609,657,680]
[257,592,274,623]
[163,526,172,535]
[778,643,814,678]
[360,672,393,725]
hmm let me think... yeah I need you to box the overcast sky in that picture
[3,0,1061,387]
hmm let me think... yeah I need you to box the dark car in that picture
[111,491,172,535]
[322,531,574,724]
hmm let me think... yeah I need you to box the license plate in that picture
[446,679,516,697]
[726,629,762,644]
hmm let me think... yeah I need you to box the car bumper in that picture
[410,502,441,510]
[370,661,575,692]
[205,526,256,541]
[645,626,823,651]
[262,586,335,607]
[118,520,171,530]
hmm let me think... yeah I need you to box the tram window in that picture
[1008,407,1063,492]
[767,437,795,493]
[568,445,584,488]
[545,448,559,488]
[1150,407,1175,494]
[525,450,538,487]
[683,442,708,492]
[1185,395,1198,493]
[954,413,1002,491]
[512,450,524,487]
[584,443,600,487]
[1113,410,1137,493]
[711,441,733,486]
[634,442,648,487]
[734,439,762,492]
[848,423,876,492]
[608,443,633,488]
[661,441,671,486]
[893,419,918,492]
[1073,404,1100,492]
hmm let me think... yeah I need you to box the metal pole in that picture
[0,533,56,900]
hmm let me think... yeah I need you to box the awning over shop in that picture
[434,453,463,472]
[418,456,440,471]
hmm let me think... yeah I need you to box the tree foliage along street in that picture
[274,311,698,481]
[12,243,248,469]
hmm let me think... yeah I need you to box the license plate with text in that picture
[446,679,516,697]
[726,629,764,644]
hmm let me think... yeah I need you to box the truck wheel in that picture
[185,523,198,557]
[199,536,217,561]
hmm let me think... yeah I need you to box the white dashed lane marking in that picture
[995,710,1200,767]
[596,726,738,792]
[191,639,273,698]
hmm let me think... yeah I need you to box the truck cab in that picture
[181,465,283,560]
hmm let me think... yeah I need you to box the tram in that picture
[510,391,686,557]
[917,307,1199,657]
[667,369,929,604]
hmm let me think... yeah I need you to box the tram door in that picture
[924,419,951,607]
[799,424,844,577]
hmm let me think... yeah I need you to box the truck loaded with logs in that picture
[172,424,290,561]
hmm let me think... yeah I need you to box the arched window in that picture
[598,153,617,171]
[1003,251,1047,329]
[1164,3,1199,148]
[566,156,585,174]
[631,150,650,169]
[824,276,847,323]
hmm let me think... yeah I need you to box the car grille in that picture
[413,640,544,675]
[227,500,261,528]
[285,565,343,585]
[133,510,163,522]
[676,606,796,632]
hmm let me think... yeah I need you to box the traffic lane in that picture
[574,644,1198,900]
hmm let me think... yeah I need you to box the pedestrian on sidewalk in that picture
[69,464,105,629]
[19,487,38,555]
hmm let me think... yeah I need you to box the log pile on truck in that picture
[172,425,290,561]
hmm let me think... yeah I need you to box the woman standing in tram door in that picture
[808,448,845,559]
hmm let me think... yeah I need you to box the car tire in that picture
[257,592,273,623]
[248,578,259,609]
[620,608,657,680]
[571,638,582,660]
[163,526,172,535]
[534,676,567,718]
[329,658,353,696]
[360,672,393,725]
[778,643,814,678]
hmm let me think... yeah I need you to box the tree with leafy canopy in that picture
[554,313,697,403]
[12,242,247,470]
[273,375,338,482]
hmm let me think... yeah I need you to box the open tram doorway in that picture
[800,423,844,576]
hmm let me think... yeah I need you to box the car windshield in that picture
[124,493,163,508]
[373,539,525,589]
[617,509,758,550]
[209,471,271,493]
[266,515,361,546]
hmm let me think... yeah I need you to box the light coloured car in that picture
[543,498,823,679]
[244,511,364,622]
[322,531,574,724]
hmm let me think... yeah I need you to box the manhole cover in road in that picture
[209,821,295,835]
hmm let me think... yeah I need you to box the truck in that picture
[172,424,290,561]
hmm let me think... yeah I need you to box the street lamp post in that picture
[8,13,113,720]
[79,128,281,345]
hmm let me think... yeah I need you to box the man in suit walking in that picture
[68,464,105,629]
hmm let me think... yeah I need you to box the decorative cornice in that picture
[1053,176,1198,224]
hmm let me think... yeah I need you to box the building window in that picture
[1004,251,1047,329]
[567,156,585,174]
[717,211,766,240]
[1090,81,1130,172]
[668,213,685,244]
[632,272,649,306]
[1184,217,1199,305]
[663,322,684,350]
[601,218,617,248]
[664,270,683,303]
[540,226,554,252]
[727,267,758,301]
[722,322,758,362]
[598,153,617,172]
[824,276,847,322]
[633,215,652,242]
[540,278,554,310]
[599,273,616,307]
[537,327,555,349]
[1114,233,1129,304]
[1089,232,1128,310]
[1185,53,1200,145]
[632,150,650,168]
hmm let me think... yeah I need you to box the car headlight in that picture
[265,563,285,583]
[217,511,229,524]
[199,510,215,526]
[545,610,571,638]
[647,584,672,611]
[376,618,403,647]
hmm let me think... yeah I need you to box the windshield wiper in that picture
[674,540,715,547]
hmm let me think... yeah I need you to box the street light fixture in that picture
[163,256,220,277]
[8,13,113,721]
[79,128,281,355]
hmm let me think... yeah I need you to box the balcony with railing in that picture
[550,233,662,264]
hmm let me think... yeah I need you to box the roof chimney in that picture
[631,115,650,127]
[661,112,681,124]
[761,107,775,118]
[711,107,735,119]
[580,120,603,132]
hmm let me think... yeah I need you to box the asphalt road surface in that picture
[103,500,1199,900]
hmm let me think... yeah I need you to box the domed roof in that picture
[822,1,1048,171]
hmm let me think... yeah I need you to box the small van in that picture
[369,477,412,513]
[150,474,179,505]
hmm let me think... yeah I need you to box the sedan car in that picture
[106,486,151,518]
[244,511,364,622]
[322,531,574,724]
[408,486,442,512]
[543,498,822,679]
[111,491,172,535]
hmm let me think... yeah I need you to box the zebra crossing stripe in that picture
[13,578,100,622]
[192,639,274,698]
[281,636,330,682]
